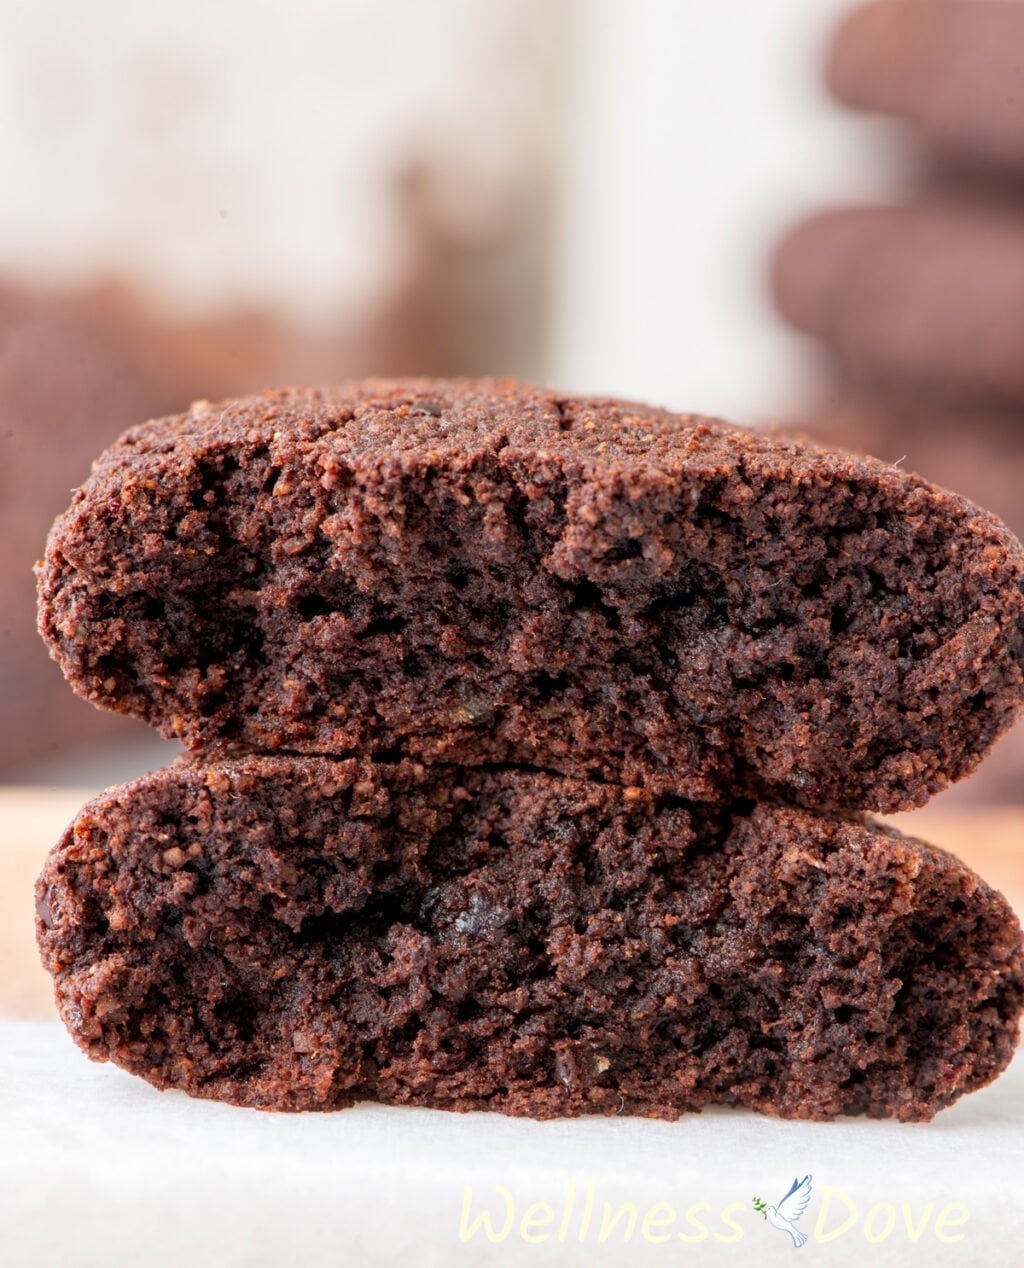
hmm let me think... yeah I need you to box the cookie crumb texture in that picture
[37,381,1024,812]
[37,758,1023,1120]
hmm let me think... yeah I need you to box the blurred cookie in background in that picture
[773,199,1024,410]
[825,0,1024,172]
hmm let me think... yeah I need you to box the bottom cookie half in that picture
[37,757,1022,1120]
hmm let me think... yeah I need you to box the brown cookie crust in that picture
[37,379,1024,811]
[37,756,1023,1121]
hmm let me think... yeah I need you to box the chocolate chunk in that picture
[35,885,55,930]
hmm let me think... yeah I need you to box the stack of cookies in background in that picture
[34,379,1024,1121]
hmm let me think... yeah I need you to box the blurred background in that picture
[1,0,1021,799]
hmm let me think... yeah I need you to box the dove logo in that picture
[753,1175,813,1249]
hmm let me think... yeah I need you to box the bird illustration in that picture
[752,1175,813,1248]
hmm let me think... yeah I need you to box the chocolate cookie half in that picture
[37,756,1023,1121]
[37,379,1024,811]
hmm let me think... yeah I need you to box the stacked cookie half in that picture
[35,380,1024,1120]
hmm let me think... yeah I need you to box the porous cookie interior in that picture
[38,383,1024,811]
[37,759,1023,1119]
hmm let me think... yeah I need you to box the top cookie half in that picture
[37,378,1024,812]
